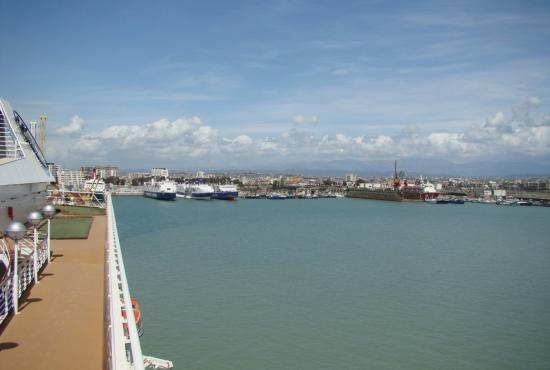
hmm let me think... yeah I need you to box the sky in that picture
[2,0,550,173]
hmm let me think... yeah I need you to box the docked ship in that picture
[175,183,214,200]
[189,183,214,200]
[212,184,239,200]
[143,179,177,200]
[176,183,190,198]
[346,161,439,202]
[0,98,54,231]
[83,171,106,202]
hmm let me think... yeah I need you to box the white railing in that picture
[0,113,25,160]
[0,234,48,325]
[105,193,172,369]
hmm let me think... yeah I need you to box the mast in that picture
[393,160,400,189]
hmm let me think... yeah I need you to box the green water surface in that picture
[114,196,550,369]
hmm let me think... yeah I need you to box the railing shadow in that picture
[19,297,42,312]
[0,342,18,351]
[38,273,54,281]
[51,253,64,262]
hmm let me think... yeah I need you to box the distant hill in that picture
[120,157,550,178]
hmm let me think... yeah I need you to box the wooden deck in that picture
[0,215,106,369]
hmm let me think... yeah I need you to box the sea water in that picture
[114,196,550,369]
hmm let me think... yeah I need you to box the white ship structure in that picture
[0,98,54,232]
[83,177,106,201]
[176,183,214,200]
[143,179,177,200]
[190,183,214,200]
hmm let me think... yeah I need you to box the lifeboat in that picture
[122,297,144,337]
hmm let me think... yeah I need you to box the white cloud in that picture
[56,115,86,135]
[292,115,318,125]
[232,134,253,145]
[527,96,542,107]
[58,97,549,167]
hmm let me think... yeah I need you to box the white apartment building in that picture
[57,169,85,190]
[151,167,169,177]
[47,163,61,182]
[80,165,119,179]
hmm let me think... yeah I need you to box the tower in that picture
[29,121,38,139]
[38,113,46,152]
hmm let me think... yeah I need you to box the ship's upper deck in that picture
[0,215,106,369]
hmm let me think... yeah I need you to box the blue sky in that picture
[2,0,550,171]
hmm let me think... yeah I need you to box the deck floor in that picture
[0,215,106,369]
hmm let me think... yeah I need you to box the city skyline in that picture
[2,1,550,172]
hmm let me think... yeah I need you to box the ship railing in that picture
[13,110,49,168]
[105,193,173,369]
[0,109,25,160]
[0,233,49,325]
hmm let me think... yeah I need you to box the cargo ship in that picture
[346,161,439,202]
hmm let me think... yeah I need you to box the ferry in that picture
[175,183,214,200]
[212,184,239,200]
[143,179,177,200]
[176,183,190,198]
[190,183,214,200]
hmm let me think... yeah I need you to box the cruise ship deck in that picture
[0,215,106,369]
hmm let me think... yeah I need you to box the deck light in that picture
[5,222,26,314]
[42,205,55,263]
[27,211,43,285]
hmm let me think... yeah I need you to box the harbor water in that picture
[114,196,550,369]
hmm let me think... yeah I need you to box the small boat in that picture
[517,200,533,206]
[425,197,463,204]
[268,192,287,199]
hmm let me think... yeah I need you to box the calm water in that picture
[114,196,550,369]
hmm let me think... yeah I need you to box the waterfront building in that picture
[152,167,169,178]
[57,169,85,190]
[346,173,358,183]
[81,165,119,179]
